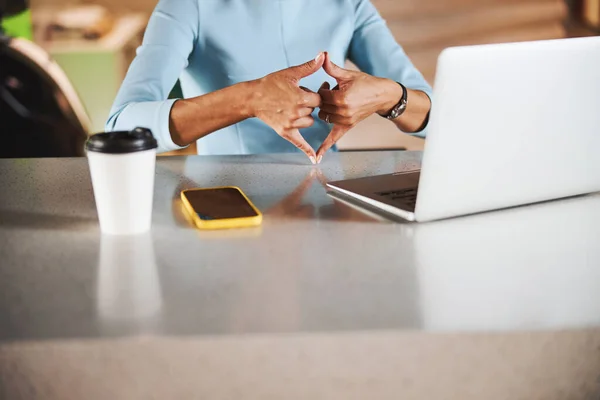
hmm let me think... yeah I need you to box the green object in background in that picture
[1,9,33,40]
[169,80,184,100]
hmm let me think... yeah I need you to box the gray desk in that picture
[1,152,599,400]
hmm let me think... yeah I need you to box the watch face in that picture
[388,99,407,119]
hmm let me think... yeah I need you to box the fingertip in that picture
[319,81,331,92]
[311,92,323,107]
[312,52,325,70]
[324,52,335,67]
[317,110,327,122]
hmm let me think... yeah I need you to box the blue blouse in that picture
[106,0,432,154]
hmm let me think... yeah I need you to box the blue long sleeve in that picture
[106,0,198,153]
[107,0,432,154]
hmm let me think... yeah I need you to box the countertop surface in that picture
[1,152,599,400]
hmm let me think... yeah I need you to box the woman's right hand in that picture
[249,53,324,164]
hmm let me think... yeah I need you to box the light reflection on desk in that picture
[152,156,600,334]
[96,233,163,334]
[411,194,600,331]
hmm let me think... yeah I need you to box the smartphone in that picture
[180,187,262,230]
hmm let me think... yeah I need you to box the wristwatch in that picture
[382,82,408,120]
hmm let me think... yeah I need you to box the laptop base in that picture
[326,170,421,222]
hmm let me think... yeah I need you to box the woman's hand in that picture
[250,53,325,164]
[316,53,431,163]
[315,53,402,162]
[169,53,324,160]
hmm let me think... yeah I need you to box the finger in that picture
[298,86,322,107]
[318,110,352,126]
[297,107,315,117]
[318,87,335,104]
[282,128,317,163]
[286,52,325,80]
[319,81,331,91]
[318,103,350,117]
[323,52,354,81]
[316,125,351,162]
[292,116,315,129]
[317,88,346,107]
[300,91,322,108]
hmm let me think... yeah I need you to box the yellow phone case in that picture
[180,187,263,230]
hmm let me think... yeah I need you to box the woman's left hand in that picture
[316,53,405,162]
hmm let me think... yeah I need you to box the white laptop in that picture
[327,37,600,222]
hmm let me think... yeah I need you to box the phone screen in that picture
[183,188,259,220]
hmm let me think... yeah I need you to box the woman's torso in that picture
[180,0,356,155]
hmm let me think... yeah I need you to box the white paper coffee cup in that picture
[86,128,158,235]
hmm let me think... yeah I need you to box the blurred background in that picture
[2,0,599,155]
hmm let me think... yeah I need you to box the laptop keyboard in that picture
[376,187,418,211]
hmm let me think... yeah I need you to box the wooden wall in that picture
[31,0,150,12]
[373,0,567,82]
[32,0,567,83]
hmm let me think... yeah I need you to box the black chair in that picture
[1,17,91,158]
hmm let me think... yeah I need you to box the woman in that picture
[107,0,432,164]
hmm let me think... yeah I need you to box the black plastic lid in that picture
[85,128,158,154]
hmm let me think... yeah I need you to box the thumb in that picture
[286,52,325,80]
[323,52,353,81]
